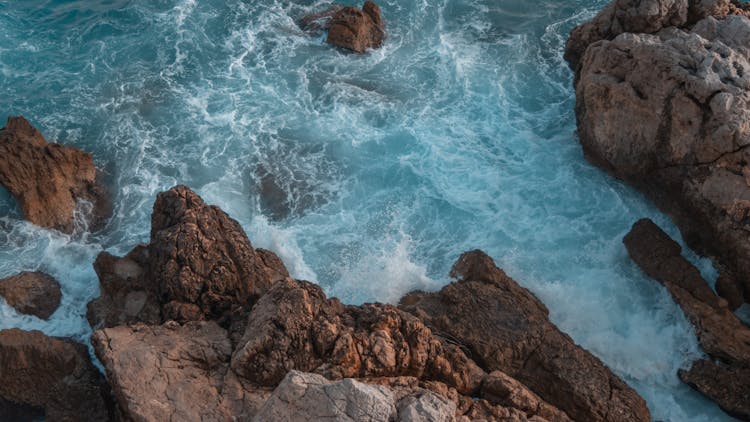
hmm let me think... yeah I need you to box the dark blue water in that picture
[0,1,735,420]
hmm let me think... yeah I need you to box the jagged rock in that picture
[0,271,61,319]
[92,321,268,422]
[326,1,385,53]
[0,116,110,233]
[0,329,115,421]
[571,9,750,308]
[564,0,750,69]
[399,250,650,422]
[624,218,750,419]
[87,185,289,328]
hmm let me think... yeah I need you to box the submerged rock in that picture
[567,0,750,309]
[399,250,651,422]
[624,218,750,419]
[87,185,289,328]
[300,1,386,53]
[0,116,110,233]
[0,271,61,319]
[0,329,115,421]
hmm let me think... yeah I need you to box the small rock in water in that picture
[0,271,62,320]
[300,1,386,53]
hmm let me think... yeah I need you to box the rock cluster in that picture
[0,116,110,233]
[85,186,649,422]
[566,0,750,310]
[624,219,750,420]
[0,271,61,319]
[299,1,386,53]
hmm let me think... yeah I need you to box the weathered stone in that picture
[0,116,110,233]
[0,329,115,422]
[624,218,750,419]
[0,271,61,319]
[399,250,650,422]
[326,1,385,53]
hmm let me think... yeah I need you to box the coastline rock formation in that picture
[0,116,110,233]
[566,0,750,309]
[0,271,61,319]
[624,219,750,420]
[89,186,649,422]
[299,1,385,53]
[0,329,115,421]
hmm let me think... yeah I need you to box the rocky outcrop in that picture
[0,271,61,319]
[0,329,115,421]
[567,0,750,309]
[0,116,110,233]
[299,2,385,53]
[624,218,750,419]
[87,185,288,328]
[399,250,651,422]
[89,186,647,421]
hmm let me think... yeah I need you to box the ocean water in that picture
[0,0,737,420]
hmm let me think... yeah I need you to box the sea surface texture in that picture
[0,0,736,420]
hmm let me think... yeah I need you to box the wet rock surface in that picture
[0,116,110,233]
[567,0,750,310]
[0,271,61,319]
[0,329,115,422]
[299,1,385,53]
[624,218,750,420]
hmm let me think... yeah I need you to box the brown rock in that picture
[0,116,110,233]
[623,218,750,419]
[87,185,290,328]
[92,321,268,422]
[0,329,115,421]
[399,250,650,422]
[0,271,61,319]
[716,271,746,310]
[571,11,750,307]
[326,1,385,53]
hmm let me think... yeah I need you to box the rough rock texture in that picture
[92,321,269,422]
[87,185,289,328]
[623,218,750,419]
[568,1,750,309]
[0,271,61,319]
[564,0,750,69]
[0,329,114,421]
[326,1,385,53]
[399,250,650,422]
[0,116,110,233]
[254,371,456,422]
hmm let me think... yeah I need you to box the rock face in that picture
[399,250,650,422]
[87,185,289,328]
[0,329,114,421]
[299,2,385,53]
[624,218,750,419]
[0,116,110,233]
[567,0,750,309]
[0,271,61,319]
[254,371,456,422]
[89,186,648,421]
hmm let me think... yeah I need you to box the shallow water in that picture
[0,0,737,420]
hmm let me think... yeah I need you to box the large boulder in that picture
[568,1,750,308]
[0,116,110,233]
[87,185,289,328]
[624,218,750,419]
[299,2,386,53]
[0,271,61,319]
[0,329,115,421]
[399,250,650,422]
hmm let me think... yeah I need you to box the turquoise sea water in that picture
[0,1,737,420]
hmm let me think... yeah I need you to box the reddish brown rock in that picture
[624,218,750,419]
[0,329,115,421]
[0,116,110,233]
[326,1,385,53]
[399,250,650,422]
[87,185,289,328]
[0,271,61,319]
